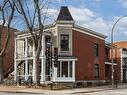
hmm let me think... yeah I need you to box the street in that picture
[0,88,127,95]
[0,92,42,95]
[72,88,127,95]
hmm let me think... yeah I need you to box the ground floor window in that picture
[28,60,33,75]
[57,61,73,77]
[94,64,99,79]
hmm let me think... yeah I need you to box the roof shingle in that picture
[57,6,73,21]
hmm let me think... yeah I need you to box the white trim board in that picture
[105,62,117,65]
[73,28,105,40]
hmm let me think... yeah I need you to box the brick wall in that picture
[1,27,16,77]
[72,30,105,81]
[113,41,127,81]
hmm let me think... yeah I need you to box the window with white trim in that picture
[57,61,73,77]
[60,34,69,51]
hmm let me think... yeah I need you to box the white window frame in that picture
[52,59,76,82]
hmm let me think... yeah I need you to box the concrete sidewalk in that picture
[0,84,127,94]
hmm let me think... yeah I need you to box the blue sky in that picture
[49,0,127,42]
[1,0,127,42]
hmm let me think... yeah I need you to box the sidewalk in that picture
[0,83,127,94]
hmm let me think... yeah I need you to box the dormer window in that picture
[60,34,69,51]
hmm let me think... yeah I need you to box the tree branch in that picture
[0,0,15,56]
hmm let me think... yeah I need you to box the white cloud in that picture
[69,7,95,23]
[119,0,127,8]
[45,6,127,41]
[55,0,63,2]
[111,16,127,37]
[83,17,111,36]
[93,0,102,2]
[47,8,59,17]
[68,6,111,37]
[51,0,63,4]
[70,6,127,41]
[46,6,112,41]
[69,6,127,41]
[88,0,102,2]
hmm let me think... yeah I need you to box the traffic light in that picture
[54,47,58,67]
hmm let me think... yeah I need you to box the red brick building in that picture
[105,41,127,83]
[73,26,106,82]
[113,41,127,83]
[0,26,17,78]
[14,6,108,86]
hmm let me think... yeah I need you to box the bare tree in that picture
[0,0,15,83]
[15,0,50,84]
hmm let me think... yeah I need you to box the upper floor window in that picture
[60,34,69,51]
[45,36,51,48]
[94,43,99,57]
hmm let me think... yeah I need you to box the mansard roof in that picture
[57,6,73,21]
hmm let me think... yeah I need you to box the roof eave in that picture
[74,24,107,39]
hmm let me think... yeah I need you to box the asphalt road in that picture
[1,88,127,95]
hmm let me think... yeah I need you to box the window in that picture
[60,34,69,51]
[69,61,73,77]
[94,64,99,79]
[28,62,33,75]
[57,62,60,77]
[123,58,127,66]
[94,43,99,57]
[45,36,51,48]
[62,61,68,77]
[57,61,73,77]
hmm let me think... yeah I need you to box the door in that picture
[123,69,127,83]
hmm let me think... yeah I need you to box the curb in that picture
[71,86,127,94]
[0,84,127,94]
[0,91,43,94]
